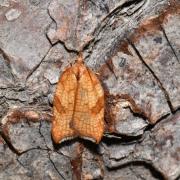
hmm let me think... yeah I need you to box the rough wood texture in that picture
[0,0,179,179]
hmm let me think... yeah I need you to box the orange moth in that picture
[51,54,104,144]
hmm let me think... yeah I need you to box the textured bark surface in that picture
[0,0,180,180]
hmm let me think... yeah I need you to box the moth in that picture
[51,54,104,144]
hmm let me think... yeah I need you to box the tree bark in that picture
[0,0,179,179]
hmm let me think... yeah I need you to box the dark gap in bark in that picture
[102,0,145,23]
[127,38,174,113]
[106,161,165,180]
[0,48,16,82]
[25,47,52,85]
[102,134,142,145]
[160,25,179,63]
[48,151,67,180]
[144,113,171,133]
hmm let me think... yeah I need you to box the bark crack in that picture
[86,0,145,56]
[48,151,67,180]
[107,161,165,180]
[0,128,49,156]
[160,25,180,63]
[95,0,145,35]
[47,9,80,54]
[129,161,166,180]
[0,48,16,82]
[38,120,52,150]
[38,120,67,180]
[25,47,52,85]
[127,38,174,113]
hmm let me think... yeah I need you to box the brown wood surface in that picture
[0,0,179,179]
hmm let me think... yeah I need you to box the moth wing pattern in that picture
[52,56,105,144]
[52,67,77,143]
[72,63,104,143]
